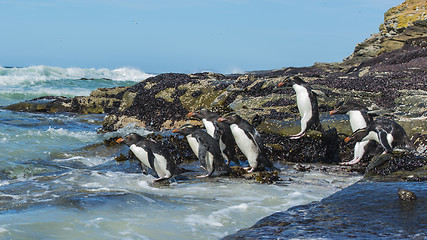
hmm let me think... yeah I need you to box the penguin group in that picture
[117,108,276,182]
[116,75,414,182]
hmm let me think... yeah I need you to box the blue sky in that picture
[1,0,403,74]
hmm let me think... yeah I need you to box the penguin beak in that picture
[329,109,338,115]
[187,112,196,117]
[344,137,352,143]
[172,128,179,133]
[278,82,284,87]
[116,138,124,144]
[217,117,226,122]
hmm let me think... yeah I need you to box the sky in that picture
[0,0,403,74]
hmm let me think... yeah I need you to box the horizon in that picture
[1,0,403,74]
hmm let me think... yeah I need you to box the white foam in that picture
[0,66,155,85]
[0,87,92,98]
[54,156,112,167]
[103,125,152,139]
[44,127,99,142]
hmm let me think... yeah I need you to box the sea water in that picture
[0,66,362,239]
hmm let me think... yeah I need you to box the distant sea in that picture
[0,65,361,239]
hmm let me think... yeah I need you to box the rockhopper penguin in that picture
[218,113,275,172]
[278,76,323,139]
[173,124,230,177]
[187,108,238,165]
[117,133,181,182]
[345,118,413,160]
[329,101,377,165]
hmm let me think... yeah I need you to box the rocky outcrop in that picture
[344,0,427,64]
[223,181,427,239]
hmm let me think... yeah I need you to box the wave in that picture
[0,65,155,85]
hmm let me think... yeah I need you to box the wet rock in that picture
[263,128,341,164]
[223,181,427,239]
[293,163,312,172]
[228,167,281,184]
[1,96,72,113]
[398,188,417,201]
[365,152,427,179]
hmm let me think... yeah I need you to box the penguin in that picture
[187,108,238,166]
[329,101,377,165]
[344,118,413,161]
[172,124,230,177]
[217,113,275,172]
[278,76,323,139]
[116,133,181,182]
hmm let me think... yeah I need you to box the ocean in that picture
[0,66,362,239]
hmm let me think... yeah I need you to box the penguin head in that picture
[278,76,305,87]
[290,76,306,85]
[172,124,198,136]
[344,128,369,143]
[116,133,144,146]
[330,101,367,115]
[217,113,242,124]
[187,108,211,119]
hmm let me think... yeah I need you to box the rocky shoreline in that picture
[3,36,426,178]
[2,0,426,238]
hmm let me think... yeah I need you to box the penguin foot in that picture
[339,158,361,165]
[153,176,170,183]
[290,132,305,139]
[196,174,210,178]
[244,167,255,173]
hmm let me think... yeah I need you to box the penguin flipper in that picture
[146,148,156,171]
[378,130,393,153]
[197,143,208,169]
[245,130,263,153]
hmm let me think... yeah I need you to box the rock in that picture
[398,188,417,201]
[1,96,72,113]
[222,181,427,239]
[364,152,427,180]
[345,0,427,64]
[293,163,312,172]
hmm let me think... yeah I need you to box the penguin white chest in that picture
[387,134,394,147]
[186,135,200,158]
[230,124,259,167]
[293,84,312,119]
[152,153,170,178]
[364,131,380,143]
[202,119,216,138]
[347,111,367,131]
[129,145,150,168]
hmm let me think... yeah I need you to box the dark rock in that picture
[263,128,341,164]
[1,96,72,113]
[223,181,427,239]
[365,152,427,177]
[293,163,312,172]
[398,188,417,201]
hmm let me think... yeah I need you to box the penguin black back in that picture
[345,118,413,153]
[117,133,181,182]
[279,76,322,139]
[188,108,238,166]
[173,124,229,177]
[218,113,275,171]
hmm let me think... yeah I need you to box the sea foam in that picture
[0,65,155,85]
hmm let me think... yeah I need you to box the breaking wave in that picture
[0,65,155,85]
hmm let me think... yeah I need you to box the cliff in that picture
[344,0,427,64]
